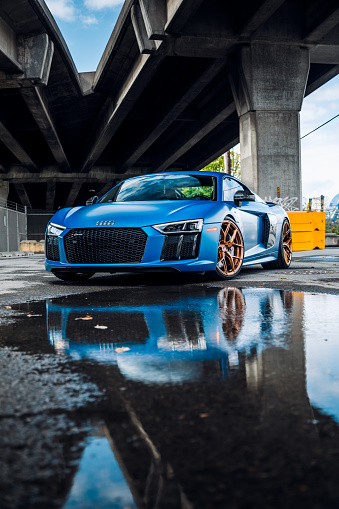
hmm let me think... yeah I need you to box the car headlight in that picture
[152,219,203,234]
[47,223,66,236]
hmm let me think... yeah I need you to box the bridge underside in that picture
[0,0,339,213]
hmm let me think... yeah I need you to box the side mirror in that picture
[86,195,99,206]
[234,190,255,206]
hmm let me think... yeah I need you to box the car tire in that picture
[209,218,244,280]
[53,271,95,281]
[261,219,292,270]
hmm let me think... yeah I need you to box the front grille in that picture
[46,235,60,261]
[162,233,200,261]
[181,235,199,259]
[63,228,148,264]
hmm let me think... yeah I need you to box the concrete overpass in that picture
[1,0,339,217]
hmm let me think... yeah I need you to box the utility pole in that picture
[224,151,231,174]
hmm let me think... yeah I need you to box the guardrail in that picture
[0,198,26,213]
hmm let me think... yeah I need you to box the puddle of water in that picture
[3,286,339,508]
[46,287,339,423]
[303,293,339,422]
[297,256,339,261]
[63,425,136,509]
[47,288,287,383]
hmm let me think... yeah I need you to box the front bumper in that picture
[45,225,220,273]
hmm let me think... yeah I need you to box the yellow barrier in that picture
[287,211,325,251]
[20,240,45,254]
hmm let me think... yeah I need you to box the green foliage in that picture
[202,151,241,179]
[325,220,339,235]
[180,186,213,199]
[203,155,225,173]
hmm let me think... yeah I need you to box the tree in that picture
[202,150,241,179]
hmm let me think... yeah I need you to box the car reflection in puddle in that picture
[45,287,339,509]
[47,287,292,385]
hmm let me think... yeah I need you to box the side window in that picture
[223,178,245,202]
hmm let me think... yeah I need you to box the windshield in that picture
[100,174,217,202]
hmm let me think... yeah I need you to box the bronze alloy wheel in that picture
[216,219,244,279]
[218,287,245,341]
[261,218,292,270]
[282,220,293,265]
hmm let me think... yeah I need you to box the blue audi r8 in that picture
[45,171,292,281]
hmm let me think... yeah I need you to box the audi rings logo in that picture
[96,220,115,226]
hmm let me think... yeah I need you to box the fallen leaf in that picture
[94,325,108,329]
[115,347,130,353]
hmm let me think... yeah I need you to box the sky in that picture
[45,0,339,204]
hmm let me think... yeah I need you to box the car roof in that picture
[126,171,239,180]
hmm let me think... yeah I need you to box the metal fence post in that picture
[24,206,27,242]
[6,208,9,252]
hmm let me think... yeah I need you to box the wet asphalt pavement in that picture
[1,251,339,508]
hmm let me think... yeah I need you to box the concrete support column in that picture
[0,181,9,203]
[229,44,310,209]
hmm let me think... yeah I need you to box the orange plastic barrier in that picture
[287,211,325,251]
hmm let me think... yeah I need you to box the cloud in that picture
[84,0,123,10]
[301,129,339,200]
[300,75,339,136]
[300,104,328,132]
[45,0,76,22]
[308,83,339,103]
[81,14,99,25]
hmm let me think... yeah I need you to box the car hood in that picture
[57,201,222,228]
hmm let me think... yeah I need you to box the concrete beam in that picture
[310,46,339,65]
[306,63,339,96]
[166,0,205,34]
[154,99,236,173]
[189,136,240,173]
[237,0,285,37]
[26,0,83,95]
[98,182,116,197]
[3,167,148,182]
[0,16,22,73]
[131,5,157,54]
[0,120,38,172]
[64,182,82,207]
[14,183,32,209]
[0,33,54,88]
[79,72,95,95]
[161,35,234,59]
[80,53,164,173]
[139,0,167,40]
[120,59,227,171]
[18,33,54,86]
[20,87,71,172]
[46,181,56,210]
[304,5,339,43]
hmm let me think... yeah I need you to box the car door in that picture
[222,177,271,256]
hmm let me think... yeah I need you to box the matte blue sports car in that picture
[45,171,292,281]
